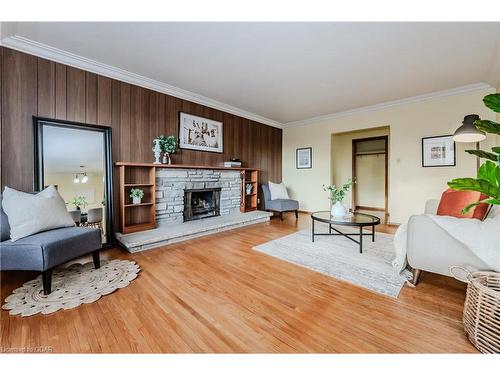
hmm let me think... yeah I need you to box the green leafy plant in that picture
[67,196,88,210]
[158,135,177,154]
[448,93,500,213]
[323,179,354,203]
[129,189,144,199]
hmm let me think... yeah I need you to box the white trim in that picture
[284,82,494,128]
[1,35,284,129]
[1,35,495,130]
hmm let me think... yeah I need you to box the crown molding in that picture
[284,82,494,128]
[1,35,284,129]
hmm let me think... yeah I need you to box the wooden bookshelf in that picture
[116,162,259,234]
[118,164,156,234]
[241,169,259,212]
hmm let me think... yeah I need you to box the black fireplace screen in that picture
[183,188,221,222]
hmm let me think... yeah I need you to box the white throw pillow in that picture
[2,186,75,241]
[268,181,290,200]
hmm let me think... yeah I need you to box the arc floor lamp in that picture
[453,114,486,171]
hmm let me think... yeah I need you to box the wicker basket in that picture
[451,266,500,353]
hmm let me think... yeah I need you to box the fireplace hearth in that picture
[183,188,221,222]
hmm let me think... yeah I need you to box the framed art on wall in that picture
[422,135,456,167]
[179,112,223,153]
[296,147,312,169]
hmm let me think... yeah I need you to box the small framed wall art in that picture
[421,135,456,167]
[296,147,312,169]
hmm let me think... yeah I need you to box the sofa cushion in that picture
[437,189,489,220]
[0,226,101,271]
[266,199,299,212]
[2,186,75,241]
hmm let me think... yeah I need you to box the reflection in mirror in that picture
[34,118,113,245]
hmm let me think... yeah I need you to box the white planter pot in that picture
[132,197,141,205]
[331,201,347,217]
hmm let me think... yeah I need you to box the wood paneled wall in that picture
[0,47,282,229]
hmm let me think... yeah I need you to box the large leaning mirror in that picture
[33,117,114,246]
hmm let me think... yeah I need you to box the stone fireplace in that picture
[183,188,221,222]
[155,168,242,224]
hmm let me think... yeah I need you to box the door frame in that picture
[352,135,389,223]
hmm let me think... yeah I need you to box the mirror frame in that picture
[33,116,114,247]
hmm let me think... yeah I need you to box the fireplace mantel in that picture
[115,162,259,234]
[115,162,257,171]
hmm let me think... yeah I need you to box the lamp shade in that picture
[453,114,486,143]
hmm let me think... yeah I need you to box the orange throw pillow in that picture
[437,189,489,220]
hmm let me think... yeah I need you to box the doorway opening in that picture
[331,126,389,224]
[352,136,389,223]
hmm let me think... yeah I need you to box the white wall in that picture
[356,154,386,208]
[283,87,498,224]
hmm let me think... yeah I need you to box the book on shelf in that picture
[224,161,242,167]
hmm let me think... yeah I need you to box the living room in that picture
[1,2,500,370]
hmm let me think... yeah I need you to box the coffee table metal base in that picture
[311,221,375,253]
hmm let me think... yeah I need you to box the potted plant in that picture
[158,135,178,164]
[323,179,354,217]
[448,93,500,212]
[67,196,88,211]
[130,189,144,204]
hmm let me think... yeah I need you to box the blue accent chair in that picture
[261,184,299,220]
[0,195,102,295]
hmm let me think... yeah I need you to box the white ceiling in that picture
[3,22,500,126]
[42,126,104,174]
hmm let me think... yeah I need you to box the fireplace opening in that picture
[183,188,221,222]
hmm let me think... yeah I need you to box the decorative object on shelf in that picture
[152,138,162,164]
[179,112,223,153]
[296,147,312,169]
[225,157,242,168]
[67,196,88,211]
[2,259,140,317]
[451,266,500,353]
[422,135,456,167]
[448,92,500,213]
[158,135,177,164]
[245,183,253,195]
[130,188,144,204]
[323,179,354,217]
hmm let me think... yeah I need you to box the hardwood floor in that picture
[0,213,475,353]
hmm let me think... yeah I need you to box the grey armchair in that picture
[262,184,299,220]
[0,196,102,295]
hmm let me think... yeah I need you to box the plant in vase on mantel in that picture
[130,189,144,205]
[158,135,178,165]
[323,179,354,217]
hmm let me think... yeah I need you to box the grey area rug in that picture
[253,225,407,298]
[2,259,140,317]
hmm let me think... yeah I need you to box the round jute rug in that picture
[2,259,140,317]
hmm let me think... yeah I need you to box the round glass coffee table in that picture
[310,211,381,253]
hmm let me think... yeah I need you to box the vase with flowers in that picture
[323,179,354,217]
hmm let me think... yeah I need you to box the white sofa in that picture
[407,199,496,285]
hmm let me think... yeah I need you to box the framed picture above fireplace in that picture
[179,112,223,153]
